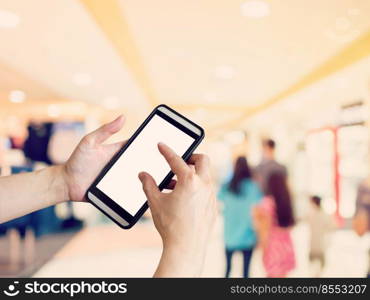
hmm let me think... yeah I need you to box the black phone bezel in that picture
[86,104,205,229]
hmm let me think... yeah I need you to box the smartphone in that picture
[86,104,205,229]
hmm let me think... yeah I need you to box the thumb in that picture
[138,172,160,206]
[84,115,125,145]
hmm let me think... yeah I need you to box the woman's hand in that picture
[62,115,126,202]
[139,143,216,277]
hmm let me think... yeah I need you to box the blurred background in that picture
[0,0,369,277]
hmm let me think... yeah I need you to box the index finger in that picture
[158,142,189,180]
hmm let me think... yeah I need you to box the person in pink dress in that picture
[253,172,296,277]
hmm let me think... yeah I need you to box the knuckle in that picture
[148,193,159,204]
[82,135,93,146]
[201,173,212,186]
[203,175,212,185]
[167,152,177,162]
[200,154,211,165]
[147,198,156,209]
[143,185,150,193]
[184,169,196,181]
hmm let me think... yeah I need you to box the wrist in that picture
[163,231,208,258]
[156,251,203,278]
[164,243,206,266]
[51,165,70,204]
[156,239,207,277]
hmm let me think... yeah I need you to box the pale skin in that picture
[0,116,216,277]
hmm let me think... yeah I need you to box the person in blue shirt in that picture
[218,156,263,277]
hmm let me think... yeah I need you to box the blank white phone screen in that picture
[97,114,195,216]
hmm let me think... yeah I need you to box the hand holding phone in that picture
[62,115,126,203]
[61,105,216,276]
[87,105,205,229]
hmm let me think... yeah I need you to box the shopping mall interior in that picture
[0,0,370,278]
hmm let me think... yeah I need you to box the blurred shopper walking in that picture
[306,195,335,274]
[255,139,287,194]
[352,174,370,278]
[218,156,263,278]
[253,172,296,277]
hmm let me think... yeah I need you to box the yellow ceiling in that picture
[0,0,369,132]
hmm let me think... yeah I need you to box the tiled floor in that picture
[33,216,370,278]
[0,231,76,277]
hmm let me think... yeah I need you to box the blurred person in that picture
[306,195,335,272]
[253,172,295,277]
[0,116,216,277]
[352,174,370,278]
[255,139,287,194]
[23,122,53,165]
[218,156,263,278]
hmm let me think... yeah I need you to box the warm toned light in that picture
[47,104,61,117]
[203,91,220,103]
[9,90,26,103]
[103,96,121,109]
[347,8,360,16]
[73,73,92,86]
[335,17,351,31]
[214,65,235,80]
[0,9,20,28]
[240,1,270,18]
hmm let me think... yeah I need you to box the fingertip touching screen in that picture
[96,114,195,216]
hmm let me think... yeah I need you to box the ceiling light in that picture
[241,1,270,18]
[335,17,351,31]
[214,65,235,80]
[73,73,92,86]
[0,9,20,28]
[9,90,26,103]
[203,91,220,103]
[48,104,60,117]
[347,8,360,16]
[325,28,359,43]
[103,96,121,109]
